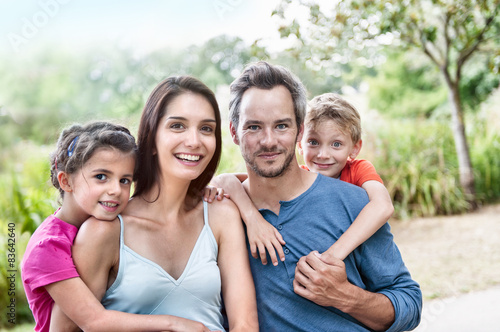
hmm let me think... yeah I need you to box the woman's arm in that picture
[211,173,286,265]
[323,180,394,260]
[209,199,259,331]
[48,217,213,332]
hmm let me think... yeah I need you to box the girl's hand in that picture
[247,215,286,266]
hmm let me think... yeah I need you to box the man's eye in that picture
[96,174,107,180]
[276,124,287,130]
[248,125,259,131]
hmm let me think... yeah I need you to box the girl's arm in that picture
[209,199,259,331]
[323,180,394,260]
[46,278,212,332]
[48,217,213,332]
[211,173,286,266]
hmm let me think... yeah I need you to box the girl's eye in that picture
[333,142,341,148]
[120,178,131,185]
[308,139,319,146]
[96,174,107,180]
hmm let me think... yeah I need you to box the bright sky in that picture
[0,0,284,56]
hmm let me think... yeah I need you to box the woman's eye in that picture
[201,125,214,133]
[96,174,107,180]
[170,123,185,129]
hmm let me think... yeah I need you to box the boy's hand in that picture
[247,216,286,266]
[203,185,229,203]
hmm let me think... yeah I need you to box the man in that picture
[226,61,422,331]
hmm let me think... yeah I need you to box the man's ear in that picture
[350,139,363,159]
[229,122,239,145]
[57,171,73,193]
[297,123,304,143]
[297,140,304,156]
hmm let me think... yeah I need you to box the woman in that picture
[72,76,258,331]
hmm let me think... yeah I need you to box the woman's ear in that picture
[57,171,73,193]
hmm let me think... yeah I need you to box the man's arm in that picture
[293,251,394,331]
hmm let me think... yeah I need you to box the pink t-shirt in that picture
[21,213,79,332]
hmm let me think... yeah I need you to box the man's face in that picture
[230,86,301,178]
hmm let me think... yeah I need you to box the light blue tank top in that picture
[102,202,224,331]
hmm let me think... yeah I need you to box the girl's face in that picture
[298,119,361,179]
[68,148,135,222]
[155,92,217,183]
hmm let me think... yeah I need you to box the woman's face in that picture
[154,92,217,182]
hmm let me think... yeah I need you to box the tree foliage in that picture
[274,0,500,207]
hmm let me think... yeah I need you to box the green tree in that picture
[274,0,500,208]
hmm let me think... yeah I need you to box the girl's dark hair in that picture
[133,76,222,200]
[50,121,137,198]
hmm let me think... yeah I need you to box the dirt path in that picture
[390,203,500,300]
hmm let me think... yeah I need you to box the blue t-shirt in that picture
[249,174,422,332]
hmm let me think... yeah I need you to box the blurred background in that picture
[1,0,499,330]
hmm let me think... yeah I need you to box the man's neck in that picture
[244,161,317,215]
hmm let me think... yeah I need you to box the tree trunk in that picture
[446,80,477,210]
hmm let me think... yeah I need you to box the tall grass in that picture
[0,143,56,327]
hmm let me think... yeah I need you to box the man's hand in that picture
[293,251,354,309]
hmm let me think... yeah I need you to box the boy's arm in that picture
[323,180,394,260]
[211,173,286,266]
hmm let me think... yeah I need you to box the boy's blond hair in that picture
[306,93,362,144]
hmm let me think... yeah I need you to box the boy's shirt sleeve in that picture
[340,159,383,187]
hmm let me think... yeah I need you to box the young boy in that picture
[209,93,394,265]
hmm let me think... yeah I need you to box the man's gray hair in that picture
[229,61,307,129]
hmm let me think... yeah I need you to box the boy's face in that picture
[298,119,361,179]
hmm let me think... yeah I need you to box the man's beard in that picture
[244,147,295,178]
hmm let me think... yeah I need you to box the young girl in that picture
[21,121,214,332]
[210,93,394,266]
[71,77,258,331]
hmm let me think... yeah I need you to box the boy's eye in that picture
[96,174,107,180]
[308,139,319,146]
[333,142,342,148]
